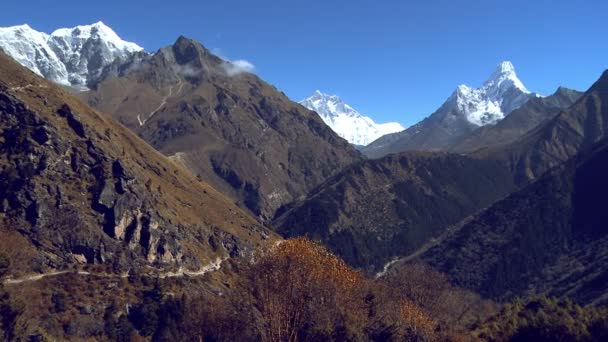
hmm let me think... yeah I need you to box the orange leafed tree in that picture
[242,238,450,341]
[245,238,364,342]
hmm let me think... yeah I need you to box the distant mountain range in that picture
[3,20,608,311]
[0,22,143,89]
[299,90,404,146]
[276,65,608,282]
[363,61,540,158]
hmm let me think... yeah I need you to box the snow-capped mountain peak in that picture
[300,91,404,146]
[50,21,143,52]
[452,61,537,126]
[484,60,530,95]
[0,22,144,88]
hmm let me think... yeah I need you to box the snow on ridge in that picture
[50,21,143,52]
[0,22,143,88]
[300,90,405,146]
[452,61,537,126]
[0,24,69,84]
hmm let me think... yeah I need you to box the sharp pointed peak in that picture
[495,61,516,74]
[486,61,518,82]
[173,35,211,52]
[91,21,108,27]
[483,60,531,94]
[309,90,341,100]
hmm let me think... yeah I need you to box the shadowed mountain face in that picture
[0,51,275,276]
[450,87,582,153]
[273,152,516,271]
[478,70,608,185]
[83,37,362,219]
[417,139,608,305]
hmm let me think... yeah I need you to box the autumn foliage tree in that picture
[387,261,497,334]
[244,238,365,341]
[241,238,445,341]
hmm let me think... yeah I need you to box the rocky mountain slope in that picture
[450,86,582,153]
[273,152,516,271]
[479,69,608,184]
[84,36,362,219]
[363,62,538,158]
[0,22,143,89]
[416,138,608,305]
[299,90,404,146]
[0,51,274,277]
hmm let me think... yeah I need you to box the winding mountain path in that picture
[137,79,184,126]
[8,83,48,92]
[2,257,225,285]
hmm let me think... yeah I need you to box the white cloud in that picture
[221,59,256,76]
[210,47,256,77]
[174,64,201,78]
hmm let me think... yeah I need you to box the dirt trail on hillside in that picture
[137,79,184,126]
[2,257,225,285]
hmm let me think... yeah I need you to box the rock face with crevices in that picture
[0,51,275,275]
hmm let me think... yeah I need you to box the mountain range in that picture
[275,65,608,279]
[1,20,608,340]
[363,61,539,158]
[299,90,404,146]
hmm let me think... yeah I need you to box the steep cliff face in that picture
[0,51,275,276]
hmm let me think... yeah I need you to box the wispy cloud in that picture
[173,64,201,78]
[211,48,256,77]
[221,59,256,76]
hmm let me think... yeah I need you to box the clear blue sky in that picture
[2,0,607,126]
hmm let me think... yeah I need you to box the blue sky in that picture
[2,0,607,126]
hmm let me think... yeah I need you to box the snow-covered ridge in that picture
[451,61,538,126]
[300,90,404,146]
[0,21,143,88]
